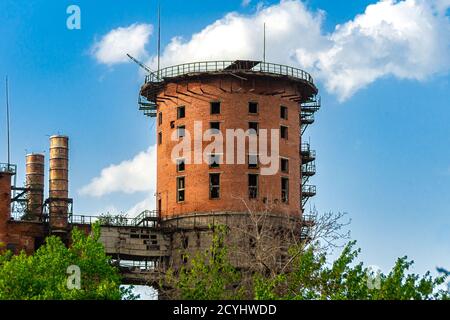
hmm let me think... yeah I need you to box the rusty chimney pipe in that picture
[25,153,44,220]
[48,135,69,234]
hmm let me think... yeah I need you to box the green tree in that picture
[254,241,448,300]
[165,225,243,300]
[0,223,138,300]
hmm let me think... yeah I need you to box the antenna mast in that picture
[263,23,266,63]
[157,4,161,77]
[5,76,10,166]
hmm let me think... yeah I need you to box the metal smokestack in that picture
[48,135,69,233]
[25,153,44,220]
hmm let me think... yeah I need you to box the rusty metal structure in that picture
[25,153,45,220]
[47,135,71,235]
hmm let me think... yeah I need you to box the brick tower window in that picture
[177,125,186,138]
[158,112,162,125]
[280,106,288,119]
[248,174,258,199]
[209,173,220,199]
[280,125,288,139]
[210,121,220,131]
[210,102,221,114]
[158,132,162,145]
[281,177,289,203]
[281,158,289,173]
[249,102,258,114]
[177,106,185,119]
[177,159,185,172]
[209,154,220,168]
[248,154,258,169]
[249,122,259,135]
[177,177,185,202]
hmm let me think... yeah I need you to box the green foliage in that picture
[165,225,243,300]
[254,241,448,300]
[166,232,447,300]
[0,223,138,300]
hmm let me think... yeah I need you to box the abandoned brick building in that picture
[0,60,320,284]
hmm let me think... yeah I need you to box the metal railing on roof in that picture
[70,210,159,227]
[144,61,314,84]
[0,163,16,174]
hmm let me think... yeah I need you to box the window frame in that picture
[210,101,221,115]
[177,106,186,119]
[248,174,259,199]
[281,177,289,203]
[280,125,288,140]
[209,173,221,199]
[177,176,186,202]
[280,105,288,120]
[280,157,289,173]
[248,102,258,114]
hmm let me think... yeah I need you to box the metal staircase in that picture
[300,96,321,210]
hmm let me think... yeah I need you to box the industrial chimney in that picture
[25,153,44,220]
[48,135,69,234]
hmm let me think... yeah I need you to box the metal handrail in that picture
[0,163,16,174]
[302,185,317,194]
[70,210,159,227]
[145,61,314,84]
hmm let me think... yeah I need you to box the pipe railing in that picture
[145,61,314,84]
[0,163,16,174]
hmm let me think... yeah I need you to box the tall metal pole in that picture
[157,4,161,78]
[263,23,266,63]
[5,76,10,166]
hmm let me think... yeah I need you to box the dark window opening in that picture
[158,132,162,145]
[177,177,185,202]
[170,121,175,129]
[280,106,288,120]
[249,122,259,135]
[281,177,289,203]
[209,173,220,199]
[158,112,162,125]
[248,154,258,169]
[209,154,220,168]
[210,121,220,131]
[177,106,185,119]
[249,102,258,114]
[281,158,289,173]
[177,125,186,138]
[177,158,185,172]
[280,126,288,139]
[248,174,258,199]
[210,102,221,114]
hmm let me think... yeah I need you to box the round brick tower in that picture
[139,60,320,268]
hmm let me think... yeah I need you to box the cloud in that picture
[142,0,450,101]
[91,23,153,65]
[79,145,157,197]
[241,0,251,7]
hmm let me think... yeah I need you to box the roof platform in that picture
[138,60,318,117]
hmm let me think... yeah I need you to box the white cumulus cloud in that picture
[91,23,153,65]
[142,0,450,101]
[79,145,157,197]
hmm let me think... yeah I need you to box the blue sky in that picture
[1,0,450,279]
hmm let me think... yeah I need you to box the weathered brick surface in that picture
[0,173,12,246]
[156,75,304,219]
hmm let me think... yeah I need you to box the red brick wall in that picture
[0,173,12,246]
[156,75,304,218]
